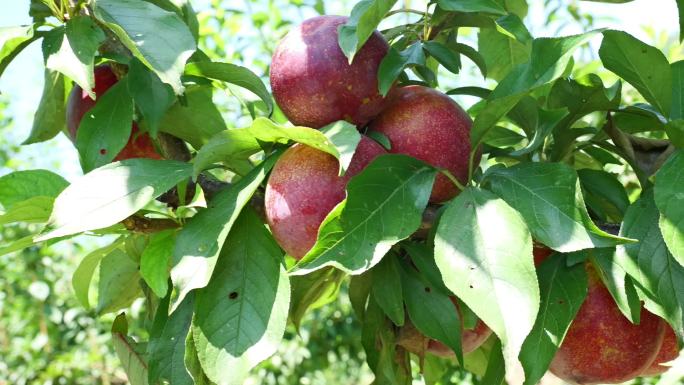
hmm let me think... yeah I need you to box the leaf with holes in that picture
[434,187,538,382]
[192,208,290,385]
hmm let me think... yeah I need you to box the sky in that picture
[0,0,680,181]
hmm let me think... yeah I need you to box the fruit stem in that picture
[440,169,466,192]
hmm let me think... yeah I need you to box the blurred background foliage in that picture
[0,0,683,384]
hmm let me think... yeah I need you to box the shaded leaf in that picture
[655,150,684,265]
[97,248,142,314]
[590,248,641,323]
[437,0,506,14]
[140,230,176,298]
[371,255,405,326]
[72,239,124,308]
[24,69,68,144]
[128,58,175,137]
[148,293,194,385]
[112,314,149,385]
[289,267,345,329]
[377,42,425,96]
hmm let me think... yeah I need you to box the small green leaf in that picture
[289,267,345,329]
[613,104,665,134]
[0,196,54,225]
[171,156,277,310]
[477,28,529,82]
[519,254,588,385]
[338,0,397,62]
[158,85,227,149]
[423,41,461,75]
[0,25,40,79]
[671,61,684,120]
[371,255,405,326]
[485,162,634,252]
[377,42,425,96]
[193,208,290,385]
[481,339,505,385]
[24,69,68,144]
[93,0,196,94]
[454,43,488,79]
[590,248,641,323]
[678,0,684,42]
[434,187,538,380]
[0,169,68,208]
[185,61,273,115]
[655,150,684,264]
[599,30,672,117]
[666,120,684,148]
[128,58,175,137]
[192,128,261,178]
[112,314,149,385]
[509,107,568,156]
[72,239,124,308]
[140,230,176,298]
[76,79,135,172]
[293,154,437,275]
[37,159,192,241]
[401,262,463,364]
[496,14,532,44]
[615,190,684,339]
[97,248,142,314]
[437,0,506,14]
[43,17,105,98]
[578,169,630,222]
[148,293,194,385]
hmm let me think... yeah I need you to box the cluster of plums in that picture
[65,14,679,384]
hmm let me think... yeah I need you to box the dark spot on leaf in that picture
[469,284,474,289]
[99,148,107,155]
[229,291,238,299]
[558,299,564,304]
[424,287,431,293]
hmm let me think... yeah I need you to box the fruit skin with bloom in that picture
[368,85,476,203]
[66,65,162,161]
[264,135,386,259]
[270,15,389,129]
[549,263,666,384]
[641,324,679,376]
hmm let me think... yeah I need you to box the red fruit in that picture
[265,135,386,259]
[642,324,679,376]
[66,65,162,161]
[550,265,666,384]
[533,242,553,266]
[368,85,476,203]
[270,15,389,129]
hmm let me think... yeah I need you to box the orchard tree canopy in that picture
[1,0,684,384]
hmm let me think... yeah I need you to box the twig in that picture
[122,216,179,233]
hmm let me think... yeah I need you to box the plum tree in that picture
[66,65,161,161]
[270,15,389,129]
[265,135,386,259]
[368,85,476,202]
[550,264,666,384]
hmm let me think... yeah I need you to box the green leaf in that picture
[97,248,142,314]
[401,262,463,364]
[24,69,68,144]
[678,0,684,42]
[377,42,425,96]
[0,196,54,225]
[578,169,630,222]
[112,314,149,385]
[72,239,124,308]
[472,31,598,146]
[0,25,40,79]
[37,159,192,241]
[666,120,684,148]
[434,187,538,381]
[615,190,684,339]
[599,30,672,117]
[613,104,665,134]
[509,107,568,156]
[170,156,277,310]
[158,85,227,149]
[193,208,290,385]
[128,58,175,137]
[148,293,194,385]
[485,162,633,252]
[477,28,529,82]
[93,0,196,94]
[184,332,213,385]
[371,255,405,326]
[481,339,505,385]
[0,169,68,208]
[338,0,397,62]
[496,14,532,45]
[590,248,641,323]
[437,0,506,14]
[293,154,437,275]
[289,267,345,329]
[454,43,488,79]
[185,61,273,115]
[248,118,361,176]
[191,128,261,178]
[75,78,135,172]
[655,150,684,265]
[423,41,461,74]
[140,230,176,298]
[671,61,684,120]
[349,273,373,320]
[43,17,105,98]
[519,254,588,385]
